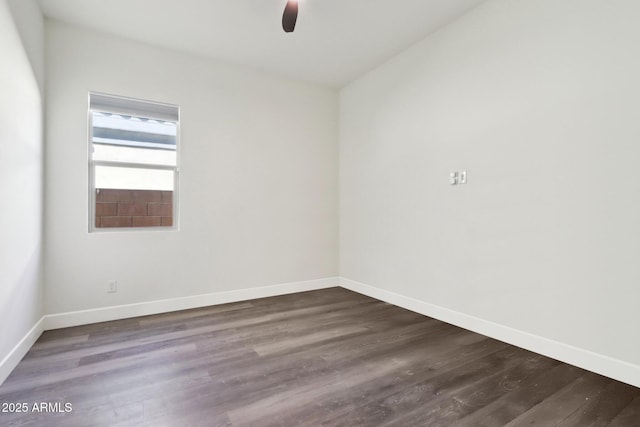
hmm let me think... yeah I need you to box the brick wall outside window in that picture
[96,189,173,228]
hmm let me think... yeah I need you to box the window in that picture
[89,93,180,231]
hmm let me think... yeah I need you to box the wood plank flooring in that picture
[0,287,638,426]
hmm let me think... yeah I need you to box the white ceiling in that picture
[37,0,485,88]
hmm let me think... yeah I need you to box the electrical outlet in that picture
[107,280,118,293]
[450,172,458,185]
[450,170,468,185]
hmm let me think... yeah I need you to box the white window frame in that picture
[88,92,180,233]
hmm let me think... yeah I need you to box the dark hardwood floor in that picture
[1,287,638,426]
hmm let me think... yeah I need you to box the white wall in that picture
[340,0,640,382]
[7,0,44,91]
[45,21,338,315]
[0,0,44,382]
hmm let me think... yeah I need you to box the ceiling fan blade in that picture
[282,0,298,33]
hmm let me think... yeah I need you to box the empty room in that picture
[1,0,640,425]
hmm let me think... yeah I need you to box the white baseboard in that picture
[44,277,339,330]
[0,317,45,386]
[339,277,640,389]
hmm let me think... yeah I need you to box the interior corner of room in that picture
[1,0,640,408]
